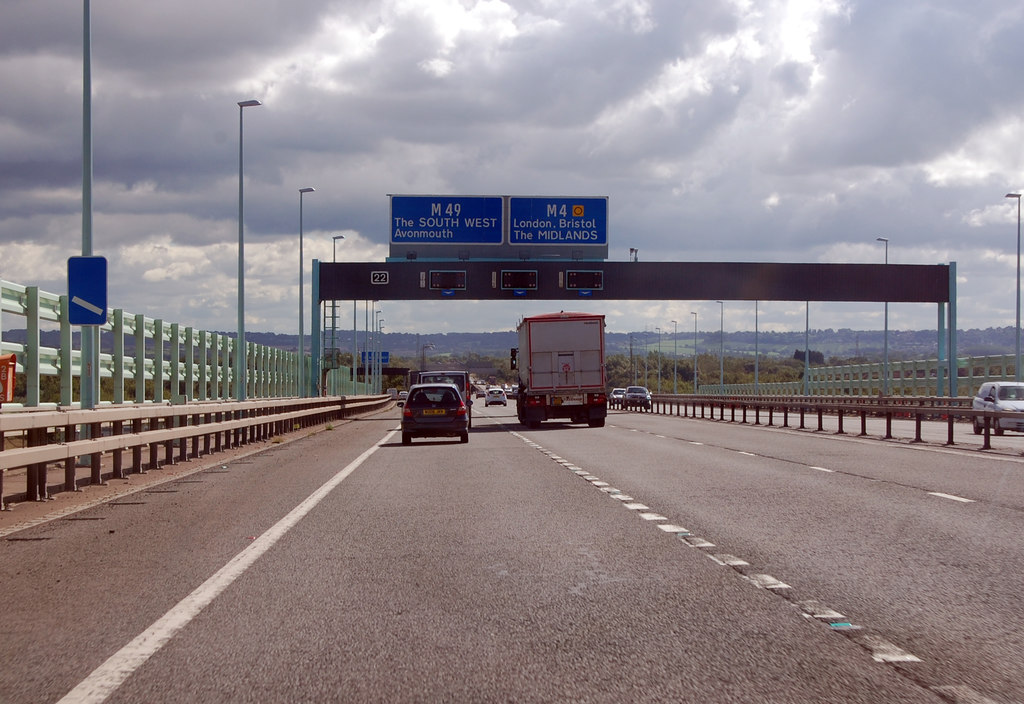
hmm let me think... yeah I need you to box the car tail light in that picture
[403,407,413,418]
[456,403,467,416]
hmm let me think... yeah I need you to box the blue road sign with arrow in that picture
[68,256,108,325]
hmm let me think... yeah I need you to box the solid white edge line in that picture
[56,430,396,704]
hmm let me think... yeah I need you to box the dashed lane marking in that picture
[927,492,975,503]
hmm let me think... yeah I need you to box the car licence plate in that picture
[422,408,446,416]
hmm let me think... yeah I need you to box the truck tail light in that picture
[527,395,544,407]
[589,393,607,405]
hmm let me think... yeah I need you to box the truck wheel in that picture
[588,418,605,428]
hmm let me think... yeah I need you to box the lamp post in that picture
[236,99,261,401]
[691,312,698,393]
[377,317,385,394]
[655,327,662,393]
[876,237,889,395]
[297,187,315,397]
[329,234,345,391]
[671,320,678,394]
[754,301,759,396]
[1007,193,1022,382]
[716,300,724,391]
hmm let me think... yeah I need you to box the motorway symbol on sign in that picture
[68,256,108,325]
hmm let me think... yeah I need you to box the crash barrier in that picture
[0,279,369,409]
[0,395,392,508]
[632,394,1016,452]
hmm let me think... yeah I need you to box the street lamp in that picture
[329,234,345,391]
[876,237,890,395]
[298,187,315,397]
[671,320,678,394]
[655,327,662,393]
[1007,193,1022,382]
[715,300,724,391]
[236,98,261,401]
[691,312,698,393]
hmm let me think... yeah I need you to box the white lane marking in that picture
[797,600,846,620]
[623,502,649,510]
[713,554,749,566]
[57,430,395,704]
[738,451,755,456]
[657,524,690,534]
[809,466,835,473]
[590,480,610,487]
[747,574,791,590]
[930,685,1001,703]
[852,634,922,663]
[689,441,704,445]
[682,537,715,548]
[928,492,975,503]
[654,434,667,439]
[639,512,667,521]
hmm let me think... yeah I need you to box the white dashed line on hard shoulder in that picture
[510,428,994,704]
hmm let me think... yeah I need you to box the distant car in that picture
[972,382,1024,435]
[485,387,508,406]
[398,390,408,401]
[623,385,652,411]
[401,383,469,445]
[610,388,626,407]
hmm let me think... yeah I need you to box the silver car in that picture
[972,382,1024,435]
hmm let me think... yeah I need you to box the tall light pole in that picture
[716,300,724,391]
[691,312,698,393]
[81,0,98,411]
[297,187,315,397]
[655,327,662,393]
[754,301,759,396]
[329,234,345,391]
[876,237,889,395]
[671,320,678,394]
[1007,193,1022,382]
[236,99,261,401]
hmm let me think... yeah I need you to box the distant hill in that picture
[5,326,1020,362]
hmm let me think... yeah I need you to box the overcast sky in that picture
[3,0,1024,340]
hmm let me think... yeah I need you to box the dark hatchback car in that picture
[401,383,469,445]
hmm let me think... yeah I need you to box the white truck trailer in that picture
[512,312,607,428]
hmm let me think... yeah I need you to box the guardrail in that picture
[0,394,393,508]
[625,394,1019,452]
[0,279,369,408]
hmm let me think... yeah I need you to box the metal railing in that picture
[638,393,1015,451]
[0,395,393,508]
[1,279,369,409]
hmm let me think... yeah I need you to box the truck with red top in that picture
[511,312,607,429]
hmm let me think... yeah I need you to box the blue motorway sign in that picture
[67,256,108,325]
[390,196,502,245]
[361,350,390,365]
[508,196,607,246]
